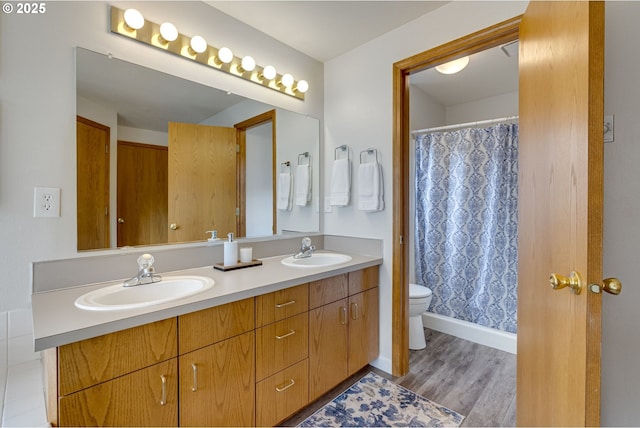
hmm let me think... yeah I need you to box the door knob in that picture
[589,278,622,295]
[117,217,125,224]
[169,223,178,230]
[549,271,583,295]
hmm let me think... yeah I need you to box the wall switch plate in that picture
[604,115,614,143]
[33,187,61,217]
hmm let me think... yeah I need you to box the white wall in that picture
[246,123,273,237]
[445,91,518,125]
[0,1,323,312]
[323,1,528,372]
[601,2,640,425]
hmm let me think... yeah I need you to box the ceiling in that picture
[205,1,449,63]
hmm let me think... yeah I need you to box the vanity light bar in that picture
[110,6,307,100]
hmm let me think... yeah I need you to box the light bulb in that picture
[159,22,178,43]
[435,56,469,74]
[123,8,144,30]
[218,47,234,64]
[262,65,276,80]
[296,80,309,93]
[190,36,207,54]
[241,56,256,72]
[281,73,294,88]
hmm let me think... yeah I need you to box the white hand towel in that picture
[330,158,351,206]
[295,164,311,206]
[358,162,384,212]
[277,172,292,211]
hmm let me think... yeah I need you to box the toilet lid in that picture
[409,283,432,298]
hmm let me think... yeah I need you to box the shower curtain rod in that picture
[411,115,519,135]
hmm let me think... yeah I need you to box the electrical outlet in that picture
[604,115,614,143]
[34,187,61,217]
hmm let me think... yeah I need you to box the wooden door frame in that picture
[391,17,522,376]
[235,110,277,236]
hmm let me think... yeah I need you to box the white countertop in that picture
[31,251,382,351]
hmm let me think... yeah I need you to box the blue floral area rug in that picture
[298,372,464,427]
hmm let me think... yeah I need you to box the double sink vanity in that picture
[32,243,381,427]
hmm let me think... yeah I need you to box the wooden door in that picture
[517,2,604,426]
[348,288,379,376]
[117,141,168,247]
[167,122,237,243]
[179,332,255,427]
[308,298,349,401]
[76,116,110,250]
[58,359,178,427]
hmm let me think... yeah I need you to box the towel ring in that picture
[298,152,310,165]
[335,145,349,160]
[280,161,291,172]
[359,148,378,164]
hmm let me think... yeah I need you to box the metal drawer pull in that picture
[191,363,198,392]
[275,300,296,308]
[160,375,167,405]
[275,329,296,340]
[275,378,296,392]
[351,302,359,320]
[340,307,347,325]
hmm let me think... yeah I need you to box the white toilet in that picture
[409,283,433,350]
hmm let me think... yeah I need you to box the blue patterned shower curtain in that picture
[414,123,518,333]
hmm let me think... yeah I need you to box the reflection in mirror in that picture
[76,47,319,251]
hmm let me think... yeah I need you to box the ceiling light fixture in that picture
[109,6,307,99]
[435,56,470,74]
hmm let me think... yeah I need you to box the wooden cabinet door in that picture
[348,288,379,376]
[309,298,348,401]
[58,359,178,427]
[256,359,309,427]
[179,331,255,427]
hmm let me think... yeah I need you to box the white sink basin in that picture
[75,275,214,311]
[281,253,352,268]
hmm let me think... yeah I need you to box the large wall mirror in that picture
[76,47,319,251]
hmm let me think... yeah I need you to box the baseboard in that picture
[421,312,517,354]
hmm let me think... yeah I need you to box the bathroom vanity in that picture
[33,252,380,427]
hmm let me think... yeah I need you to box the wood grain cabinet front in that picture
[309,266,379,401]
[256,359,309,427]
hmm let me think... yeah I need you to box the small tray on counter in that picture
[213,259,263,271]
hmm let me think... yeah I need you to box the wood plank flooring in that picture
[281,328,516,427]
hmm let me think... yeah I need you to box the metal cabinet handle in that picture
[160,374,167,405]
[275,300,296,308]
[169,223,178,230]
[351,302,359,320]
[275,378,296,392]
[275,329,296,340]
[191,363,198,392]
[340,306,347,325]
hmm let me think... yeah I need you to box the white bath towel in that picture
[357,161,384,212]
[277,172,292,211]
[329,158,351,206]
[295,164,311,206]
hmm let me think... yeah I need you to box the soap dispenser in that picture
[224,232,238,266]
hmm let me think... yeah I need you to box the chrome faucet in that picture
[123,253,162,287]
[293,237,316,259]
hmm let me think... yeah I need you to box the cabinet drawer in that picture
[179,297,254,354]
[59,358,178,427]
[256,359,309,427]
[58,318,178,396]
[256,283,308,327]
[348,266,379,295]
[309,273,348,309]
[256,312,308,381]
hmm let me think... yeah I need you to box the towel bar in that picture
[360,148,378,164]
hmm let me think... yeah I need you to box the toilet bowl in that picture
[409,283,432,350]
